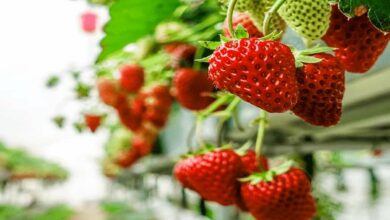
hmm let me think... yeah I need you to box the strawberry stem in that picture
[193,46,205,70]
[198,94,232,119]
[195,117,206,147]
[227,0,238,38]
[262,0,287,35]
[255,110,268,171]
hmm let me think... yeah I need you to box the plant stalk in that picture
[227,0,238,38]
[255,110,268,171]
[262,0,287,35]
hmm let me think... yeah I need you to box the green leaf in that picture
[52,116,66,128]
[219,34,230,43]
[234,25,249,39]
[273,160,294,175]
[195,55,212,63]
[198,41,221,50]
[260,31,283,41]
[74,83,92,99]
[46,76,60,88]
[297,55,323,64]
[338,0,390,32]
[97,0,180,62]
[299,46,335,55]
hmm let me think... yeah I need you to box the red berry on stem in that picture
[208,38,298,113]
[174,68,215,111]
[292,53,345,127]
[223,12,264,38]
[322,6,390,73]
[119,64,145,93]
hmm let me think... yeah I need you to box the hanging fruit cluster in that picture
[48,0,389,219]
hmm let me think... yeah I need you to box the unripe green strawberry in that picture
[219,0,255,12]
[248,0,286,34]
[278,0,331,41]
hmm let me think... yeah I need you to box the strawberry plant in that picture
[47,0,390,219]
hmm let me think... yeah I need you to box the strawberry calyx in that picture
[239,160,294,184]
[235,141,253,156]
[292,46,335,68]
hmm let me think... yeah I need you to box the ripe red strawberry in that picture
[322,6,390,73]
[164,43,197,68]
[132,130,156,157]
[84,114,102,132]
[115,147,139,168]
[223,12,264,38]
[97,78,120,107]
[292,53,345,127]
[119,64,144,93]
[174,158,196,191]
[173,68,215,111]
[241,150,269,175]
[142,85,174,128]
[241,168,316,220]
[208,38,298,113]
[116,93,143,131]
[174,149,243,206]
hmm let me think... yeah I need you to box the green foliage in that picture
[97,0,180,62]
[0,144,68,181]
[313,190,343,220]
[0,205,73,220]
[32,206,74,220]
[101,202,156,220]
[46,76,60,88]
[338,0,390,32]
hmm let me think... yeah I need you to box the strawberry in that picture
[292,53,345,127]
[223,12,264,38]
[208,38,298,113]
[241,167,316,220]
[174,149,243,206]
[97,78,120,107]
[322,6,390,73]
[115,147,139,168]
[173,68,215,111]
[119,64,144,93]
[84,114,102,132]
[241,150,269,175]
[116,94,143,131]
[248,0,286,34]
[277,0,331,41]
[163,43,197,69]
[174,158,196,191]
[219,0,255,12]
[132,126,157,157]
[142,85,174,128]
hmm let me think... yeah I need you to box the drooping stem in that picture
[255,110,268,170]
[198,94,232,119]
[262,0,287,35]
[233,108,244,131]
[227,0,238,38]
[195,118,206,147]
[186,122,196,152]
[193,46,205,70]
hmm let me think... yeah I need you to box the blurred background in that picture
[1,0,390,220]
